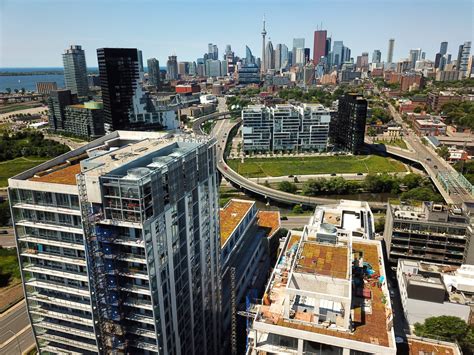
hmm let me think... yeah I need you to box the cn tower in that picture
[261,15,267,74]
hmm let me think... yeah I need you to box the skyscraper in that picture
[372,49,382,64]
[409,49,422,69]
[440,41,448,55]
[274,44,282,70]
[137,50,144,73]
[313,30,327,65]
[261,16,267,73]
[292,38,305,66]
[459,41,472,79]
[147,58,160,88]
[280,44,289,69]
[9,130,222,355]
[387,38,395,64]
[97,48,139,132]
[207,43,218,60]
[166,55,178,80]
[330,93,367,154]
[62,45,89,97]
[265,40,274,70]
[245,45,255,64]
[332,41,344,68]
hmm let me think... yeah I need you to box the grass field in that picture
[227,155,406,178]
[376,139,408,149]
[0,156,49,187]
[0,103,42,114]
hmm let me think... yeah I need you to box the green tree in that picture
[367,127,377,141]
[400,187,443,202]
[374,219,385,233]
[278,181,297,194]
[0,201,11,226]
[401,173,424,189]
[437,145,450,160]
[413,106,422,113]
[5,88,11,94]
[292,204,303,214]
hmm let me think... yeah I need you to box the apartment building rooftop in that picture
[389,201,469,225]
[29,163,82,185]
[407,336,461,355]
[219,199,254,247]
[295,241,349,278]
[256,211,281,238]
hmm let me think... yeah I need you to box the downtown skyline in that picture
[0,0,472,68]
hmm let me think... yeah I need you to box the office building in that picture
[312,30,327,65]
[458,41,472,79]
[219,199,280,353]
[384,201,474,267]
[237,64,260,84]
[166,55,178,80]
[206,60,222,77]
[245,45,255,65]
[242,104,332,153]
[400,72,424,92]
[274,44,282,71]
[372,49,382,64]
[397,260,474,327]
[265,41,274,70]
[97,48,139,132]
[87,74,100,87]
[62,45,89,97]
[356,52,369,70]
[440,41,448,55]
[9,131,222,355]
[387,38,395,64]
[247,203,396,355]
[47,89,78,131]
[137,50,144,74]
[294,48,306,65]
[147,58,160,88]
[36,82,57,95]
[280,44,289,69]
[330,93,367,154]
[64,101,105,139]
[178,62,189,76]
[208,43,218,60]
[292,38,305,66]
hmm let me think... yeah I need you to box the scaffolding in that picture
[77,173,128,354]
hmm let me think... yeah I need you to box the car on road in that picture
[288,175,294,178]
[280,216,288,220]
[357,173,364,176]
[433,165,438,169]
[330,173,336,176]
[0,230,8,234]
[426,157,431,161]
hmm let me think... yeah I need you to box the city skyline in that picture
[0,0,471,67]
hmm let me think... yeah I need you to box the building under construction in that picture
[9,131,221,354]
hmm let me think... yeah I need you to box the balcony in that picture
[41,345,84,355]
[120,284,151,296]
[21,249,86,266]
[36,333,97,352]
[28,293,91,312]
[26,279,90,297]
[125,313,155,325]
[117,253,147,264]
[29,306,93,326]
[13,202,81,216]
[34,319,95,340]
[18,235,85,251]
[126,326,156,339]
[130,340,158,352]
[16,220,83,235]
[123,299,153,311]
[23,264,88,282]
[118,268,149,280]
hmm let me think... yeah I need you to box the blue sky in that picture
[0,0,472,67]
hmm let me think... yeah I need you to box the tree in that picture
[278,181,297,194]
[400,187,443,203]
[367,127,377,142]
[414,316,474,353]
[374,219,385,233]
[413,106,422,113]
[437,145,450,160]
[14,89,19,94]
[292,204,303,214]
[5,88,11,94]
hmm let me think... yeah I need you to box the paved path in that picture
[0,301,34,355]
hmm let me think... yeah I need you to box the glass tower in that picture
[63,45,89,97]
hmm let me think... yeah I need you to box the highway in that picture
[0,301,35,355]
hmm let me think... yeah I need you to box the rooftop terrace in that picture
[219,200,254,247]
[295,242,349,279]
[408,336,460,355]
[29,163,82,185]
[256,211,280,238]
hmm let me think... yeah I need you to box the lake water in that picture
[0,74,66,92]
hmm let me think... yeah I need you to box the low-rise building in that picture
[413,116,447,136]
[248,201,396,354]
[36,82,58,95]
[64,101,105,139]
[384,201,474,267]
[406,336,462,355]
[427,91,462,112]
[397,260,474,326]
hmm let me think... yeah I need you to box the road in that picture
[43,133,87,151]
[0,228,15,248]
[0,301,34,354]
[248,172,410,183]
[280,215,311,230]
[385,103,473,204]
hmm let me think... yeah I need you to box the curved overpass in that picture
[191,111,231,135]
[194,116,387,210]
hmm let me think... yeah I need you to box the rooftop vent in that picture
[126,167,150,180]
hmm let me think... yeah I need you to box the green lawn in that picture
[227,155,406,178]
[0,156,49,187]
[0,247,20,288]
[375,139,408,149]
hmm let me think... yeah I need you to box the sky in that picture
[0,0,472,68]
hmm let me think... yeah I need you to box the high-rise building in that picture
[137,49,144,77]
[47,89,78,131]
[207,43,218,60]
[440,41,448,55]
[245,45,255,64]
[97,48,139,132]
[330,93,367,154]
[356,52,369,70]
[280,44,289,69]
[247,201,397,355]
[372,49,382,63]
[409,48,422,69]
[9,131,222,355]
[62,45,89,97]
[294,48,306,65]
[147,58,160,88]
[166,55,178,80]
[292,38,305,66]
[387,38,395,64]
[36,82,57,95]
[331,41,344,68]
[458,41,472,79]
[304,48,311,64]
[384,201,474,267]
[237,63,260,84]
[178,62,189,76]
[312,29,327,65]
[265,40,274,70]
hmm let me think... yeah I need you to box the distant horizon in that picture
[1,0,472,67]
